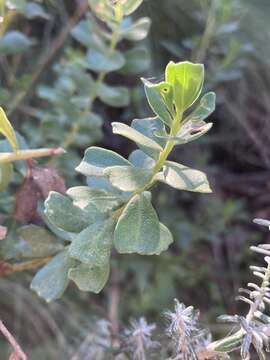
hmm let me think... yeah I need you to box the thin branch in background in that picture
[0,320,28,360]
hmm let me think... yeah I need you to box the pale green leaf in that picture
[17,225,64,258]
[112,122,163,155]
[0,107,18,151]
[155,223,174,255]
[45,192,103,233]
[76,146,130,177]
[120,17,151,41]
[86,48,125,72]
[98,83,130,107]
[155,161,212,193]
[31,250,76,302]
[25,2,50,19]
[104,165,152,192]
[69,219,114,266]
[0,31,34,54]
[142,79,173,126]
[185,92,216,122]
[128,149,156,169]
[68,262,109,293]
[114,193,160,254]
[0,163,13,192]
[120,0,143,15]
[165,61,204,112]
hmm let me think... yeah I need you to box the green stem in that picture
[63,8,122,149]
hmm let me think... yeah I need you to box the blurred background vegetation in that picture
[1,0,270,358]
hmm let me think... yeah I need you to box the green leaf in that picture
[31,250,76,302]
[86,175,122,194]
[155,161,212,193]
[0,31,34,54]
[128,150,156,169]
[69,219,114,266]
[97,83,130,107]
[71,17,105,50]
[120,17,151,41]
[45,192,103,233]
[165,61,204,112]
[76,146,130,177]
[121,47,150,74]
[0,163,13,192]
[104,165,152,192]
[88,0,115,23]
[17,225,64,258]
[86,48,125,72]
[142,79,173,126]
[68,262,110,293]
[112,122,163,155]
[131,117,167,159]
[114,193,160,254]
[185,92,216,122]
[25,2,50,19]
[67,187,123,212]
[156,223,174,255]
[120,0,143,15]
[0,107,18,151]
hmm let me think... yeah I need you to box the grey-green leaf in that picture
[86,48,125,72]
[156,223,174,255]
[114,193,160,254]
[185,92,216,122]
[31,250,76,302]
[104,165,152,192]
[121,47,150,74]
[45,192,102,233]
[112,122,163,155]
[68,262,110,293]
[128,150,156,169]
[17,225,64,258]
[69,219,114,266]
[121,0,143,15]
[98,83,130,107]
[0,31,34,54]
[155,161,212,193]
[120,17,151,41]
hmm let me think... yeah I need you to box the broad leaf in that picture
[17,225,64,258]
[128,150,156,169]
[114,193,160,254]
[0,107,18,151]
[98,83,130,107]
[112,122,163,156]
[69,219,114,266]
[0,31,33,54]
[68,262,110,293]
[45,192,103,233]
[0,163,13,192]
[67,187,123,212]
[155,161,212,193]
[165,61,204,112]
[121,47,150,74]
[31,250,76,302]
[156,222,174,255]
[86,48,125,72]
[142,79,173,126]
[104,165,152,192]
[120,0,143,15]
[120,17,151,41]
[185,92,216,122]
[76,146,130,177]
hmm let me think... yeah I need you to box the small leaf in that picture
[76,146,130,177]
[121,47,150,74]
[112,122,163,155]
[114,193,160,254]
[131,117,167,158]
[104,165,152,192]
[98,83,130,107]
[142,79,173,126]
[67,187,123,212]
[86,48,125,72]
[45,192,103,233]
[71,16,105,49]
[17,225,64,258]
[185,92,216,122]
[0,31,34,54]
[88,0,114,23]
[69,219,114,266]
[120,17,151,41]
[165,61,204,112]
[0,107,18,151]
[25,2,50,19]
[128,149,156,169]
[0,163,13,192]
[68,262,110,293]
[120,0,143,15]
[155,161,212,193]
[31,250,76,302]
